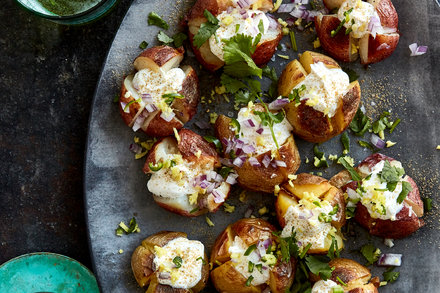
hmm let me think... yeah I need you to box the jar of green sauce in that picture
[15,0,120,25]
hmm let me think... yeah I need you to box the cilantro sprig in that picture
[148,12,169,29]
[360,244,381,265]
[115,217,140,236]
[193,10,219,49]
[254,96,285,150]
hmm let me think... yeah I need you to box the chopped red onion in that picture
[199,180,210,189]
[206,182,216,194]
[278,3,295,13]
[346,188,357,199]
[409,43,428,56]
[214,173,223,183]
[132,115,145,132]
[256,126,264,135]
[248,156,261,167]
[262,155,271,168]
[377,43,391,51]
[275,160,287,167]
[212,189,226,203]
[261,238,272,249]
[384,238,394,248]
[158,272,171,279]
[129,143,142,154]
[267,15,278,29]
[233,156,246,167]
[227,6,233,13]
[370,134,385,149]
[207,170,216,181]
[141,93,152,103]
[220,158,233,167]
[368,15,381,39]
[120,102,130,113]
[160,111,175,122]
[298,210,313,220]
[226,173,238,185]
[243,119,255,128]
[377,254,402,267]
[242,144,256,154]
[195,120,211,130]
[145,103,157,113]
[269,98,290,110]
[257,241,267,257]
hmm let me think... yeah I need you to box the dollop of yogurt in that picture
[311,279,340,293]
[209,8,269,61]
[338,0,381,38]
[293,62,349,118]
[153,237,205,289]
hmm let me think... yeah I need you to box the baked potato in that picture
[275,173,346,255]
[186,0,282,71]
[214,103,301,193]
[210,218,296,293]
[119,45,199,137]
[330,153,424,239]
[310,258,379,292]
[143,128,231,217]
[131,231,209,292]
[316,0,400,64]
[278,51,361,143]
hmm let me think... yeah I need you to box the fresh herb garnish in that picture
[244,244,257,256]
[350,108,371,136]
[193,10,220,49]
[305,255,334,280]
[262,66,278,98]
[397,181,412,204]
[327,235,340,260]
[139,41,148,49]
[255,263,263,273]
[423,197,432,212]
[254,97,285,149]
[288,85,306,106]
[149,162,163,171]
[299,243,312,259]
[289,30,298,51]
[190,207,200,214]
[342,67,359,82]
[338,157,361,181]
[383,267,400,283]
[115,217,140,236]
[203,136,223,153]
[157,31,174,44]
[162,93,184,105]
[148,12,169,29]
[223,34,262,78]
[173,32,188,47]
[360,244,381,265]
[358,140,375,150]
[319,205,339,223]
[219,166,233,178]
[313,144,329,168]
[332,285,344,293]
[341,132,350,154]
[336,276,347,286]
[173,256,183,268]
[196,256,207,265]
[245,275,254,286]
[248,261,254,273]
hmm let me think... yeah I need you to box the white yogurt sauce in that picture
[153,237,205,289]
[209,8,269,61]
[236,105,292,155]
[338,0,381,38]
[294,62,349,118]
[311,279,340,293]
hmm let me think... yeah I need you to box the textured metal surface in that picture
[85,0,440,292]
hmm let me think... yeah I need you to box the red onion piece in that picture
[377,43,390,51]
[346,188,357,199]
[199,180,210,189]
[212,189,226,203]
[227,6,233,13]
[141,93,152,103]
[132,115,145,132]
[370,134,385,149]
[243,119,256,128]
[158,272,171,280]
[262,155,271,168]
[160,111,175,122]
[233,157,246,167]
[220,158,233,167]
[278,3,295,13]
[368,15,381,38]
[269,98,290,110]
[275,160,287,167]
[206,182,216,194]
[248,156,261,167]
[129,143,142,154]
[256,126,264,134]
[195,120,211,130]
[409,43,428,56]
[226,174,238,185]
[242,144,256,154]
[120,102,130,113]
[267,15,278,29]
[145,103,157,113]
[377,254,402,267]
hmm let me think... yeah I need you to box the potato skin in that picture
[210,218,296,293]
[131,231,209,292]
[334,153,425,239]
[311,258,379,292]
[143,129,229,217]
[278,51,361,143]
[119,46,200,137]
[275,173,346,254]
[186,0,282,71]
[214,112,301,193]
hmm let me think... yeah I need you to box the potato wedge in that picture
[143,129,230,217]
[275,173,346,255]
[131,231,209,292]
[119,46,200,137]
[332,153,425,239]
[210,218,296,293]
[278,51,361,143]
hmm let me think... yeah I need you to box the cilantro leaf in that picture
[341,132,350,153]
[350,108,371,136]
[139,41,148,49]
[290,261,313,293]
[148,12,169,29]
[173,32,187,47]
[262,66,278,98]
[397,181,412,203]
[383,267,400,283]
[338,157,362,181]
[223,34,262,78]
[327,235,339,259]
[423,197,432,212]
[360,244,380,265]
[221,74,247,93]
[358,140,375,150]
[380,161,404,183]
[157,31,173,44]
[342,67,359,83]
[192,10,219,49]
[305,255,333,280]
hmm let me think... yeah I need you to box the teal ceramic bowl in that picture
[0,252,100,292]
[14,0,119,25]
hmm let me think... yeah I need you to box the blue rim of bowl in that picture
[14,0,120,23]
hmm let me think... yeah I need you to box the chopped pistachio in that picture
[224,203,235,213]
[210,112,218,124]
[258,206,269,215]
[118,249,124,254]
[313,37,320,48]
[328,154,338,161]
[305,157,310,164]
[288,174,297,180]
[274,184,280,195]
[206,216,214,227]
[386,140,396,147]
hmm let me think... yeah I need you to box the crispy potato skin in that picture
[186,0,281,71]
[119,46,200,137]
[275,173,346,254]
[210,219,296,293]
[317,0,399,64]
[143,129,229,217]
[278,51,361,143]
[131,231,209,292]
[333,153,425,239]
[215,113,301,193]
[311,258,379,293]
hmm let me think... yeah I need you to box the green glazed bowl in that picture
[0,252,100,292]
[14,0,119,25]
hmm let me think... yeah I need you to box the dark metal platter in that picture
[84,0,440,291]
